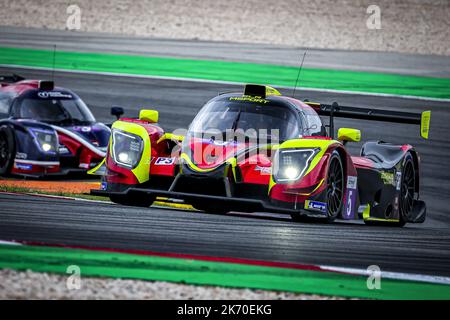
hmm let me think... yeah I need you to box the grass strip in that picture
[1,244,449,299]
[1,47,450,99]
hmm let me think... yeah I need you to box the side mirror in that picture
[337,128,361,143]
[111,106,124,120]
[139,109,159,123]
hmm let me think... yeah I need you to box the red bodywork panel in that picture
[1,80,43,95]
[57,131,104,169]
[239,154,272,185]
[187,137,249,169]
[351,156,375,169]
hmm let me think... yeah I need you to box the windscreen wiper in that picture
[231,110,242,131]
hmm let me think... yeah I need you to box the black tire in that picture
[109,194,155,207]
[191,202,229,214]
[397,154,416,227]
[325,151,344,222]
[0,125,15,176]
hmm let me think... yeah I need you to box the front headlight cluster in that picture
[273,148,320,182]
[30,128,58,153]
[111,129,143,169]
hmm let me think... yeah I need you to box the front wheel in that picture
[397,154,416,227]
[109,194,155,207]
[325,151,344,222]
[0,125,15,176]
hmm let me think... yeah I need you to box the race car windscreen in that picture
[0,92,15,118]
[188,100,300,142]
[13,90,96,124]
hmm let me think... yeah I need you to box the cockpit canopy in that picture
[188,94,325,143]
[10,89,95,125]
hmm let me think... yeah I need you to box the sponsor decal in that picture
[58,145,70,155]
[37,91,72,99]
[305,200,327,213]
[347,176,357,189]
[343,176,358,219]
[72,126,92,133]
[155,157,175,165]
[380,171,394,185]
[100,181,107,190]
[255,166,272,175]
[15,152,27,160]
[79,163,89,169]
[14,163,32,171]
[395,171,402,191]
[229,96,269,104]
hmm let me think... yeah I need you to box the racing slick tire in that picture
[397,153,416,227]
[325,151,344,222]
[109,194,155,207]
[0,125,15,176]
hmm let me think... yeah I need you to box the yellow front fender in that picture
[269,138,340,192]
[111,120,152,184]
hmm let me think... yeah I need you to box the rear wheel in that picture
[109,194,155,207]
[0,125,15,176]
[326,151,344,222]
[398,155,416,226]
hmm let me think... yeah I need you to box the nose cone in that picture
[188,138,247,169]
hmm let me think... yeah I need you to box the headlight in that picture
[30,128,58,153]
[111,129,143,168]
[273,148,320,182]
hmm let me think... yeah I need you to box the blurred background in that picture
[1,0,449,55]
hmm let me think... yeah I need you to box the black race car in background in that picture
[0,74,122,177]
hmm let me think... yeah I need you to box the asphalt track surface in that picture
[0,63,450,277]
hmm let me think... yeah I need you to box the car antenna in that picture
[51,44,56,83]
[291,48,308,99]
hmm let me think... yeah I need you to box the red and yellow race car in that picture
[91,84,431,226]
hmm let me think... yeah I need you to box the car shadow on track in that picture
[148,203,398,229]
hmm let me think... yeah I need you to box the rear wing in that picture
[305,102,431,139]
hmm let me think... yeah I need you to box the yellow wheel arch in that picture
[269,138,341,192]
[111,120,152,184]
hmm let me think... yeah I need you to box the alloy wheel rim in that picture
[327,157,343,217]
[401,161,415,216]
